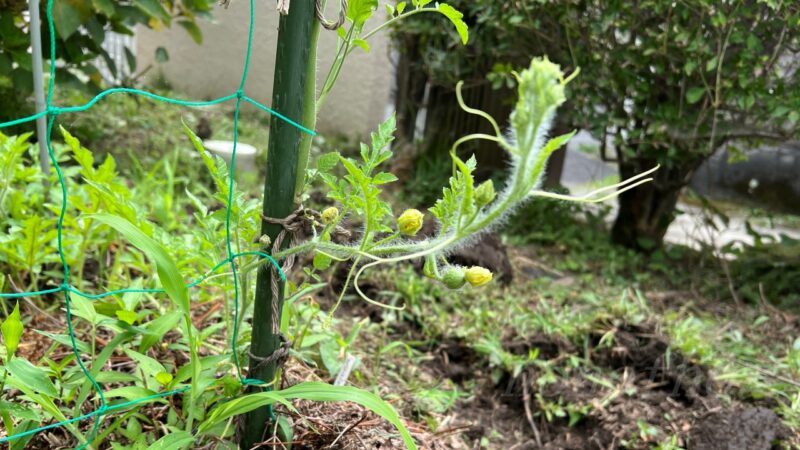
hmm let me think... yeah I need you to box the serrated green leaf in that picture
[340,157,366,183]
[347,0,378,25]
[1,302,23,357]
[372,172,398,185]
[89,214,189,317]
[530,131,576,184]
[60,127,94,171]
[317,152,341,173]
[313,253,333,270]
[436,4,469,44]
[183,121,231,196]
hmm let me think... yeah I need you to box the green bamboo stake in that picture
[241,1,319,447]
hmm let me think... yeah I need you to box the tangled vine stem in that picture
[241,58,659,310]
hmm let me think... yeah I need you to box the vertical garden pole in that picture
[242,0,318,447]
[28,0,49,175]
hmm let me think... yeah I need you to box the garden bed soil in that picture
[401,323,792,450]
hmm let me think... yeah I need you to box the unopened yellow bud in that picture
[397,209,424,236]
[321,207,339,224]
[465,266,493,287]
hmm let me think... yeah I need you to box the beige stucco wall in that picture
[136,1,393,137]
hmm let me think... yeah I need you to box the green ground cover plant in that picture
[0,0,215,124]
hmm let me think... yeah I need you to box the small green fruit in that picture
[441,266,466,289]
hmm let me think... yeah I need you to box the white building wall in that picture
[136,1,394,137]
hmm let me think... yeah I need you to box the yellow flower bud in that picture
[397,208,424,236]
[465,266,493,287]
[321,206,339,224]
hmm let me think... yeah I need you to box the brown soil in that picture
[382,319,795,450]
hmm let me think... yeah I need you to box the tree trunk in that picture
[393,33,427,147]
[610,176,682,252]
[611,157,704,252]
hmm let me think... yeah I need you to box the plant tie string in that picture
[315,0,347,30]
[261,207,309,331]
[248,333,291,372]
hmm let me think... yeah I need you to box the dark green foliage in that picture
[0,0,214,123]
[396,0,800,250]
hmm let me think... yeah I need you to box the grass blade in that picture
[89,214,189,316]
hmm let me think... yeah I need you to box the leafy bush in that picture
[395,0,800,251]
[0,0,214,123]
